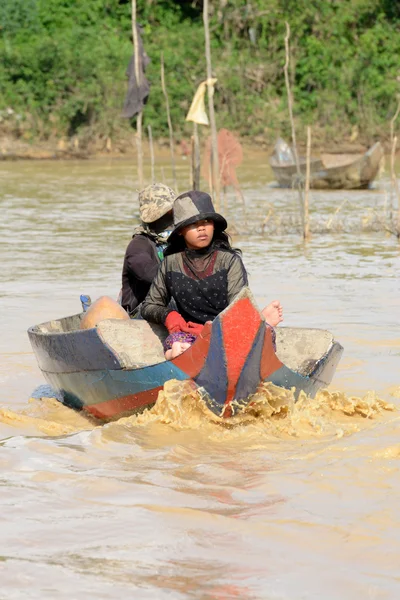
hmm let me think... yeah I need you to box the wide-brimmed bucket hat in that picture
[168,191,227,244]
[138,183,176,224]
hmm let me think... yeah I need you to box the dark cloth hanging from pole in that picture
[122,24,151,118]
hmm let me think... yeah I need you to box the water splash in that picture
[115,380,396,442]
[0,381,395,440]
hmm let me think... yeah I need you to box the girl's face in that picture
[180,219,214,249]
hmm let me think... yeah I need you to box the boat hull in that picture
[270,142,383,190]
[28,289,343,421]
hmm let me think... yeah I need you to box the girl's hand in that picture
[165,311,188,333]
[184,321,204,336]
[165,312,204,336]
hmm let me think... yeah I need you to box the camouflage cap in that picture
[138,183,176,223]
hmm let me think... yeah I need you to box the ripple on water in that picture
[1,159,400,597]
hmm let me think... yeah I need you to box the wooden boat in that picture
[28,288,343,421]
[270,140,383,190]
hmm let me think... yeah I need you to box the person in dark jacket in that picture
[141,190,283,358]
[121,183,176,315]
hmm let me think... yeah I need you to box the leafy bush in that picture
[0,0,399,145]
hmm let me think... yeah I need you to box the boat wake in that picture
[0,396,97,437]
[114,380,396,442]
[1,380,395,443]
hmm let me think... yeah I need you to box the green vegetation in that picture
[0,0,399,148]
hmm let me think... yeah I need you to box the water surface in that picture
[1,156,399,599]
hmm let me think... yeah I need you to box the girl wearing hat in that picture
[121,183,176,316]
[141,191,283,359]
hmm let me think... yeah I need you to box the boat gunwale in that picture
[269,140,383,188]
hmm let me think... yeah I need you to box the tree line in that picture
[0,0,399,147]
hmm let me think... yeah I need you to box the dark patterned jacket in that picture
[141,246,248,324]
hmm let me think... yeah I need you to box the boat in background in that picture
[28,288,343,421]
[270,138,383,190]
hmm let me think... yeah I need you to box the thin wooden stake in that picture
[131,0,143,188]
[223,186,228,216]
[148,124,155,184]
[390,100,400,144]
[203,0,220,209]
[161,53,177,192]
[390,135,400,236]
[389,99,400,223]
[304,125,311,240]
[191,123,201,189]
[284,21,304,232]
[207,148,213,196]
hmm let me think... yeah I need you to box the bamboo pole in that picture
[223,186,228,216]
[304,125,311,240]
[207,148,213,196]
[390,135,400,236]
[161,53,177,192]
[389,99,400,223]
[148,125,155,184]
[191,123,201,189]
[131,0,143,188]
[284,21,304,231]
[191,135,196,188]
[203,0,220,209]
[390,100,400,145]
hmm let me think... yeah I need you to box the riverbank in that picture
[0,132,380,162]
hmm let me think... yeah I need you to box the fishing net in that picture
[203,128,243,188]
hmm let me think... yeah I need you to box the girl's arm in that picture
[141,260,172,323]
[227,254,248,303]
[125,236,159,283]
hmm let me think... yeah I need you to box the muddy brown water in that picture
[1,157,400,599]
